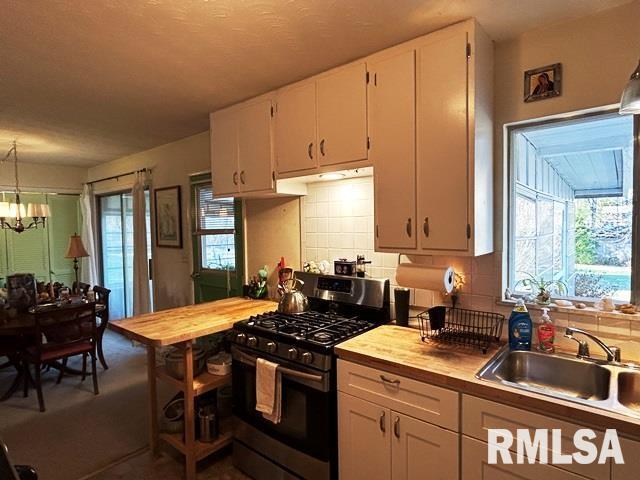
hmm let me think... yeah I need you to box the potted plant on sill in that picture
[516,272,567,306]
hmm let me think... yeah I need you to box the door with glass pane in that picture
[99,191,151,320]
[191,177,244,303]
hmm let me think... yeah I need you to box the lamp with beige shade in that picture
[65,234,89,294]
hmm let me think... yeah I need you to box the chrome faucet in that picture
[564,327,621,363]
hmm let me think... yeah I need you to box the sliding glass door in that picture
[99,191,151,320]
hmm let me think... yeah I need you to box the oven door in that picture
[231,345,334,461]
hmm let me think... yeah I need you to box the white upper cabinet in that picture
[275,61,369,178]
[373,20,494,256]
[370,50,417,250]
[210,108,239,197]
[317,62,368,167]
[210,97,275,197]
[275,82,317,175]
[416,26,470,252]
[237,98,275,193]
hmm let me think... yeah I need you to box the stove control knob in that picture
[235,333,247,345]
[287,348,299,360]
[266,341,277,353]
[301,352,314,364]
[247,336,258,348]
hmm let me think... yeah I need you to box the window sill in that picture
[496,299,640,321]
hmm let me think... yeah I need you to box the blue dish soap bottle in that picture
[508,299,532,351]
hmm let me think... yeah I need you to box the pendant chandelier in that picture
[0,141,50,233]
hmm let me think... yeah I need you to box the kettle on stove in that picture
[277,277,309,315]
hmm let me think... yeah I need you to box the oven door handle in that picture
[236,350,324,383]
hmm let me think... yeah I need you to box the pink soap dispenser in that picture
[537,307,555,353]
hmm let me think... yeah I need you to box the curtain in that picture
[79,184,99,286]
[132,172,151,315]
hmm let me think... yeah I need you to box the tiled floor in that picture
[88,448,249,480]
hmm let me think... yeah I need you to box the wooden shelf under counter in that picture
[155,366,231,397]
[160,418,234,462]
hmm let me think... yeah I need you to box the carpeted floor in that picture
[85,447,249,480]
[0,330,156,480]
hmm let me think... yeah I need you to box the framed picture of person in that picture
[154,185,183,248]
[524,63,562,102]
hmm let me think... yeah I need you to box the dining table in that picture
[0,301,106,401]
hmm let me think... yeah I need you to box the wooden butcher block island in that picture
[111,297,275,480]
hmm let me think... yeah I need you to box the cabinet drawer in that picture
[462,436,589,480]
[337,359,459,431]
[462,395,609,480]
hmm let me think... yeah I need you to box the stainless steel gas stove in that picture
[231,272,390,480]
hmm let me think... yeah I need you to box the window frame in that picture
[191,178,239,273]
[506,108,639,304]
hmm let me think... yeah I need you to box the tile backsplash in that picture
[300,175,496,313]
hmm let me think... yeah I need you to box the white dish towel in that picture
[255,358,282,424]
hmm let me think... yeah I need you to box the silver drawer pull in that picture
[380,374,400,385]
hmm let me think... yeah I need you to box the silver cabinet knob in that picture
[287,347,299,360]
[247,336,258,348]
[301,352,314,364]
[266,341,277,354]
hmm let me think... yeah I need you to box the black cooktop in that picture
[234,310,375,348]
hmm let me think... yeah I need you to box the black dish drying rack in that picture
[417,307,505,354]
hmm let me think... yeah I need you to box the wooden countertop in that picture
[110,297,276,347]
[335,325,640,440]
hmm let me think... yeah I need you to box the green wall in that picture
[0,193,81,287]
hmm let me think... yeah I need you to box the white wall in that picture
[0,162,86,194]
[87,132,211,310]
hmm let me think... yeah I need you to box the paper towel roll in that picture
[395,264,455,293]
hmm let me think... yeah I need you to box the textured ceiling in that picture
[0,0,632,167]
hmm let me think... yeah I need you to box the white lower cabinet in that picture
[462,436,588,480]
[338,393,391,480]
[338,360,459,480]
[612,437,640,480]
[392,411,459,480]
[337,361,639,480]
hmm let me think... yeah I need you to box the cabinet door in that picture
[317,62,368,167]
[210,110,239,196]
[370,50,417,250]
[462,436,586,480]
[613,437,640,480]
[338,392,391,480]
[237,99,274,193]
[417,29,469,251]
[392,412,458,480]
[276,82,317,174]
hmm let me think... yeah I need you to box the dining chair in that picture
[92,286,111,370]
[0,438,38,480]
[22,303,98,412]
[71,282,91,296]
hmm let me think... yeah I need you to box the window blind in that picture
[195,185,235,234]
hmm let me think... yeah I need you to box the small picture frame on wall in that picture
[524,63,562,103]
[154,185,183,248]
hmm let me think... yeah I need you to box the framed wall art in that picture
[524,63,562,102]
[154,185,183,248]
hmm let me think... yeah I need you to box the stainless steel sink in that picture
[477,346,640,419]
[618,371,640,413]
